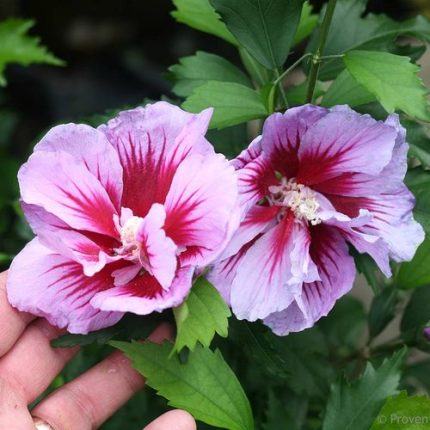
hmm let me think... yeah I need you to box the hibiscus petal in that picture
[137,203,178,290]
[34,124,123,210]
[164,153,239,267]
[19,151,119,237]
[99,102,214,217]
[297,106,397,185]
[91,266,194,314]
[6,238,124,334]
[261,104,327,178]
[230,212,319,321]
[264,224,355,335]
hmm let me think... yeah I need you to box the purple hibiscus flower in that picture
[7,102,239,334]
[209,104,424,336]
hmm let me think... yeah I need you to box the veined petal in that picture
[34,124,123,210]
[99,102,214,217]
[297,106,397,185]
[261,104,327,178]
[231,136,262,170]
[91,266,194,314]
[265,224,355,335]
[164,153,239,267]
[230,212,318,321]
[6,238,124,334]
[19,151,119,237]
[136,203,178,290]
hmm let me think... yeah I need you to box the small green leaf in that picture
[368,286,399,339]
[322,349,406,430]
[293,1,318,46]
[370,392,430,430]
[396,237,430,290]
[169,51,251,98]
[322,69,376,108]
[171,0,237,45]
[0,19,64,86]
[173,277,231,353]
[350,247,383,294]
[210,0,304,69]
[401,285,430,334]
[405,168,430,234]
[404,120,430,168]
[112,341,254,430]
[344,50,430,121]
[183,81,268,129]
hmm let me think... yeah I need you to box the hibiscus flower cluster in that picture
[7,102,424,335]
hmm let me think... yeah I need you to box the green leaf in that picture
[210,0,304,69]
[238,47,273,87]
[396,237,430,290]
[344,50,430,121]
[285,80,325,106]
[368,286,399,339]
[173,277,231,353]
[405,360,430,393]
[112,341,254,430]
[293,1,318,46]
[183,81,268,129]
[405,168,430,234]
[169,51,251,98]
[322,69,376,108]
[171,0,237,45]
[370,392,430,430]
[322,349,406,430]
[307,0,430,80]
[0,19,64,86]
[350,247,383,294]
[401,285,430,334]
[403,120,430,167]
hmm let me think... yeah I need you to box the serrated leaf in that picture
[368,286,399,339]
[169,51,251,98]
[344,50,430,121]
[293,1,318,46]
[0,19,64,86]
[322,69,376,108]
[396,237,430,290]
[370,391,430,430]
[173,277,231,352]
[210,0,304,69]
[307,0,430,80]
[112,341,254,430]
[171,0,237,45]
[401,285,430,333]
[183,81,268,129]
[322,349,406,430]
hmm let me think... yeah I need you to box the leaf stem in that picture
[273,53,313,86]
[274,68,289,108]
[305,0,338,103]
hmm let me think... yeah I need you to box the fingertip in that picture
[144,409,196,430]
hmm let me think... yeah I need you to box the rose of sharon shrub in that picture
[7,102,239,334]
[210,104,424,335]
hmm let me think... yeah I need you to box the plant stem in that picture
[273,53,313,86]
[274,68,289,108]
[305,0,338,103]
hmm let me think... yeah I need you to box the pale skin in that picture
[0,271,196,430]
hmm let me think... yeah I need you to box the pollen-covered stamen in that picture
[119,215,144,256]
[268,177,321,225]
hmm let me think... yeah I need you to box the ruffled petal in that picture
[297,106,397,185]
[230,213,319,321]
[6,238,124,334]
[91,266,194,314]
[164,153,239,267]
[264,224,355,335]
[136,203,178,290]
[19,151,119,238]
[260,104,327,178]
[34,124,123,210]
[99,102,214,217]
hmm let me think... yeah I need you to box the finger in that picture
[32,323,173,430]
[0,377,35,430]
[0,271,35,358]
[143,410,197,430]
[0,318,78,404]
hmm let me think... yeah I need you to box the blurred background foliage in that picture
[1,0,430,428]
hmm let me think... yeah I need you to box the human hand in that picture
[0,271,196,430]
